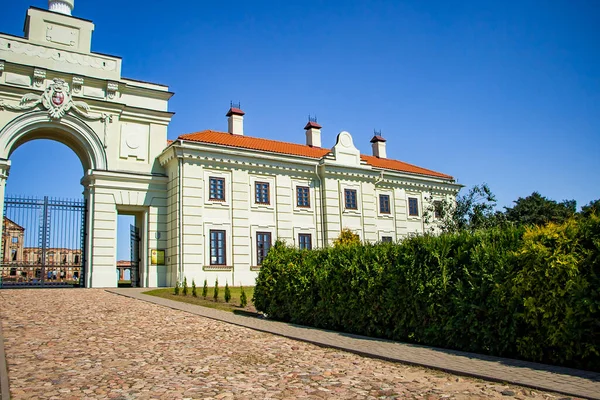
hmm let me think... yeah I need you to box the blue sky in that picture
[2,0,599,258]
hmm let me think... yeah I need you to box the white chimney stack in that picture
[48,0,74,15]
[304,117,322,147]
[370,133,387,158]
[226,103,244,135]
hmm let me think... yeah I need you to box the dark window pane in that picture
[344,189,358,209]
[408,197,419,216]
[256,232,272,265]
[382,236,393,243]
[255,182,270,204]
[299,234,312,250]
[297,186,310,207]
[210,230,226,265]
[379,194,390,214]
[209,177,225,200]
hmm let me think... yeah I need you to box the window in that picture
[379,194,391,214]
[210,230,226,265]
[434,201,443,219]
[381,236,393,243]
[344,189,358,210]
[298,233,312,250]
[256,232,272,265]
[408,197,419,216]
[74,255,80,264]
[11,249,17,261]
[11,236,18,243]
[296,186,310,207]
[209,177,225,201]
[255,182,270,204]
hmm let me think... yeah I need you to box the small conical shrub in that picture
[182,277,188,296]
[192,279,197,297]
[174,280,180,295]
[240,284,247,308]
[213,278,219,301]
[224,281,231,303]
[202,279,208,299]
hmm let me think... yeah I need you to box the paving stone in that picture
[0,289,592,399]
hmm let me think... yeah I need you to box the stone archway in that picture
[0,110,108,288]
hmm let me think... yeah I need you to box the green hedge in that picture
[253,215,600,371]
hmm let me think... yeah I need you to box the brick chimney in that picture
[370,132,387,158]
[304,116,322,147]
[226,102,244,135]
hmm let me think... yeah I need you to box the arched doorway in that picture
[0,111,107,288]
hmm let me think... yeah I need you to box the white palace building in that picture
[0,1,461,288]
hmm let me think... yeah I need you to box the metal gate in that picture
[130,224,140,288]
[1,196,86,288]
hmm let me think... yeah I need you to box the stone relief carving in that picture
[0,38,118,72]
[107,81,118,99]
[0,78,112,147]
[72,76,84,93]
[0,60,4,75]
[33,68,46,87]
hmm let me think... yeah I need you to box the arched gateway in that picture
[0,1,173,287]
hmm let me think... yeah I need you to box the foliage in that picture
[202,279,208,299]
[254,218,600,371]
[192,279,197,297]
[144,286,255,313]
[224,282,231,303]
[173,280,180,295]
[240,284,248,308]
[182,277,188,296]
[213,278,219,301]
[505,192,576,227]
[333,228,361,247]
[580,199,600,218]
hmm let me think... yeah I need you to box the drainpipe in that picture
[178,141,184,284]
[315,163,326,248]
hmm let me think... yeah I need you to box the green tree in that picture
[224,281,231,303]
[580,199,600,218]
[173,280,180,295]
[182,277,188,296]
[192,279,197,297]
[333,228,361,247]
[213,278,219,301]
[504,192,576,227]
[240,284,248,308]
[202,279,208,299]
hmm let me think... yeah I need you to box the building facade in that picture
[0,1,461,287]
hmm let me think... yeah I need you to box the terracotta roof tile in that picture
[226,107,245,116]
[361,154,453,179]
[370,135,386,143]
[179,130,330,159]
[177,130,453,179]
[304,121,322,130]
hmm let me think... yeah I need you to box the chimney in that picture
[370,131,387,158]
[226,102,244,135]
[304,116,322,147]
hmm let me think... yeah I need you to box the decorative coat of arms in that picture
[0,78,112,146]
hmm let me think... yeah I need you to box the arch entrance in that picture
[0,107,107,288]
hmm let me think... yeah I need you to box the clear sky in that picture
[2,0,599,256]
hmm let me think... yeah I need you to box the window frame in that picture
[254,181,270,205]
[209,229,227,265]
[208,177,226,201]
[298,233,312,250]
[381,236,393,243]
[408,197,419,217]
[434,200,443,219]
[379,194,391,214]
[256,231,272,265]
[296,186,311,208]
[344,188,358,210]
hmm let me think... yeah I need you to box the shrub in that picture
[333,228,360,247]
[213,278,219,301]
[173,280,180,295]
[240,284,247,308]
[182,277,188,296]
[224,282,231,303]
[202,279,208,299]
[192,279,197,297]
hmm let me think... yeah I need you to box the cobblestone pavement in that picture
[0,289,587,400]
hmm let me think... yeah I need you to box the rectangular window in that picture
[209,177,225,201]
[255,182,270,204]
[344,189,358,210]
[11,236,18,243]
[408,197,419,216]
[381,236,393,243]
[379,194,391,214]
[256,232,272,265]
[296,186,310,207]
[298,233,312,250]
[434,200,443,219]
[210,230,226,265]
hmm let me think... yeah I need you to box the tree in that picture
[504,192,576,227]
[425,183,500,233]
[333,228,361,247]
[580,199,600,218]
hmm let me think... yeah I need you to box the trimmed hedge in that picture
[253,215,600,371]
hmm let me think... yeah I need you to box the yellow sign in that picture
[151,249,165,265]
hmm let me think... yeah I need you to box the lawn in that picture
[143,285,256,313]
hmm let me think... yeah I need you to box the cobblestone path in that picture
[0,289,576,399]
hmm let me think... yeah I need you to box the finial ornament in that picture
[48,0,74,16]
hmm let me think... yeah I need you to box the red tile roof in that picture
[226,107,245,117]
[177,130,453,179]
[304,121,322,130]
[370,135,386,143]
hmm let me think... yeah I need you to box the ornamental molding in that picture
[33,68,46,87]
[0,60,4,74]
[72,76,84,93]
[107,81,119,99]
[0,78,112,147]
[0,37,118,72]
